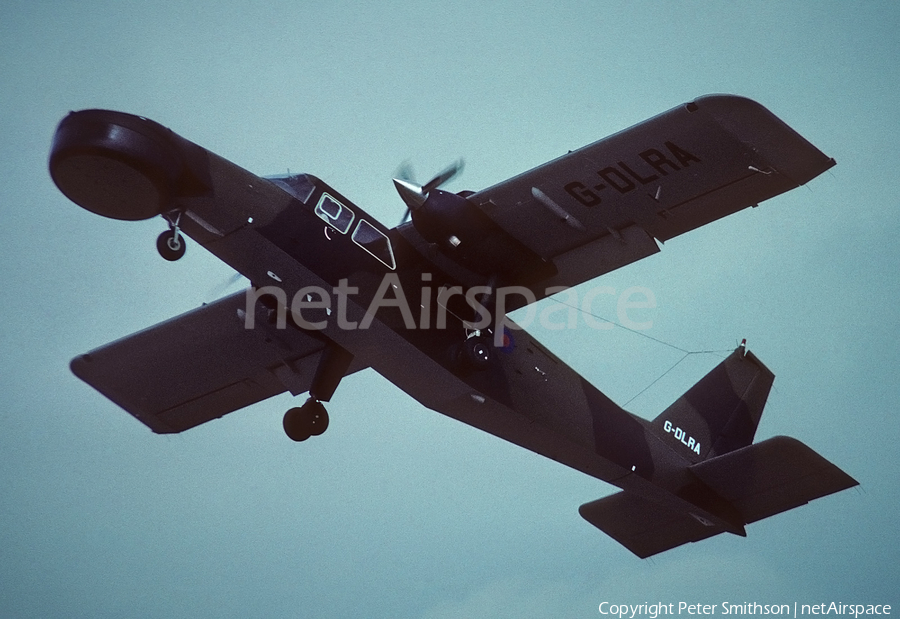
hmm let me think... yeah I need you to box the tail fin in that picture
[580,345,858,558]
[650,344,773,462]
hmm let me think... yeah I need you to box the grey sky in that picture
[1,1,897,617]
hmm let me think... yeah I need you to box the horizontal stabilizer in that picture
[688,436,858,524]
[581,437,857,557]
[579,492,726,558]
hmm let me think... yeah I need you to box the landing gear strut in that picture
[283,398,329,442]
[453,275,496,371]
[157,212,186,261]
[281,342,352,442]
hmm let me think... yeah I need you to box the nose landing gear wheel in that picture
[157,229,186,261]
[283,399,330,442]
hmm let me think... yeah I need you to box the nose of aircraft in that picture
[49,109,184,221]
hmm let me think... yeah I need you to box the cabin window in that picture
[315,193,354,234]
[352,220,396,270]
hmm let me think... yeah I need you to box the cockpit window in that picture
[315,193,354,234]
[352,219,396,270]
[265,173,316,203]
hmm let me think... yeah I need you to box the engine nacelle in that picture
[49,109,188,220]
[411,189,556,283]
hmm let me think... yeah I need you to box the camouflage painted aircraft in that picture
[50,95,856,557]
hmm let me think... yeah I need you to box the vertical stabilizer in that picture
[650,346,774,462]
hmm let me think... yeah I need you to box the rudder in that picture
[650,345,774,462]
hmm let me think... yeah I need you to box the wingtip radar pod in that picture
[53,95,855,557]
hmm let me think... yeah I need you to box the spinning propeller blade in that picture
[422,159,464,193]
[393,159,464,224]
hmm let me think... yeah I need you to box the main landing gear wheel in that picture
[461,334,492,369]
[283,399,330,442]
[157,229,186,261]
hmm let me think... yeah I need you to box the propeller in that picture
[393,159,464,225]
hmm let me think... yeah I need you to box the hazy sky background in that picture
[1,1,898,617]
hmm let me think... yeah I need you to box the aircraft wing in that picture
[70,289,366,433]
[467,94,835,289]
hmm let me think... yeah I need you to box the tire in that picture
[461,335,492,370]
[283,407,311,442]
[305,401,329,436]
[283,401,329,441]
[157,229,186,261]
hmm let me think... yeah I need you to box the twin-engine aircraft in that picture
[50,95,857,557]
